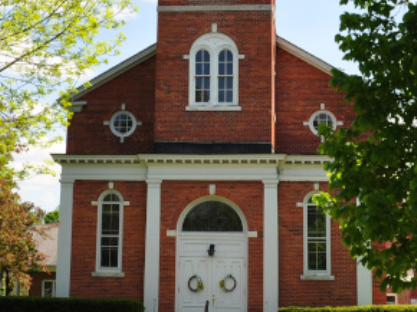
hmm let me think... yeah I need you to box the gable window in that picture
[187,32,242,111]
[301,193,333,280]
[103,104,142,143]
[92,191,125,277]
[308,110,336,135]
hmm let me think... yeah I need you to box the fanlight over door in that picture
[182,201,243,232]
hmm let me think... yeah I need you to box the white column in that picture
[144,179,162,312]
[56,180,74,297]
[357,257,373,305]
[356,198,372,305]
[263,179,279,312]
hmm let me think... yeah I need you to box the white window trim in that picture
[93,190,125,277]
[387,293,398,305]
[301,191,334,280]
[109,111,138,138]
[42,280,56,297]
[103,104,142,143]
[187,32,240,110]
[308,110,337,136]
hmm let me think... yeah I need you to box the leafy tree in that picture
[315,0,417,292]
[0,0,137,181]
[0,178,45,296]
[44,208,59,224]
[0,0,136,295]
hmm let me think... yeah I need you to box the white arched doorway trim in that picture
[176,196,248,312]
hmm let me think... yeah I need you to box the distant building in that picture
[29,223,58,297]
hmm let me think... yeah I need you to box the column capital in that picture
[60,179,75,185]
[262,179,279,187]
[146,178,162,186]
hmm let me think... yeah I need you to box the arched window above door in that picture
[182,200,243,232]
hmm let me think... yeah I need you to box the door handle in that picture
[205,300,209,312]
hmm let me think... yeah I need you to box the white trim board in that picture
[53,153,329,165]
[277,37,333,75]
[54,154,331,182]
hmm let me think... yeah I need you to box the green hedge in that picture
[280,306,417,312]
[0,297,144,312]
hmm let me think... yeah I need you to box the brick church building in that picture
[53,1,388,311]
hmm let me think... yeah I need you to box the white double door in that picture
[176,234,247,312]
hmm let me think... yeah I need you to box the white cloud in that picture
[113,2,141,21]
[114,7,140,21]
[18,177,61,212]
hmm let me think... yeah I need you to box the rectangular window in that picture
[101,203,120,268]
[42,280,56,297]
[387,294,397,305]
[307,203,327,271]
[303,195,331,278]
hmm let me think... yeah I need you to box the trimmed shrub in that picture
[0,297,144,312]
[280,306,417,312]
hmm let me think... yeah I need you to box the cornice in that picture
[281,155,331,165]
[52,154,330,166]
[52,154,141,165]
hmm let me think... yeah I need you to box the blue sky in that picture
[15,0,359,212]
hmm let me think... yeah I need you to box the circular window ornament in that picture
[110,111,137,139]
[308,110,337,135]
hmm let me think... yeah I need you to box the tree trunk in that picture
[4,269,13,296]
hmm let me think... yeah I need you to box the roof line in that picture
[71,43,156,101]
[71,37,335,101]
[277,36,333,75]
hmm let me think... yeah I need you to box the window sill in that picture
[186,105,242,111]
[91,271,125,278]
[300,274,335,281]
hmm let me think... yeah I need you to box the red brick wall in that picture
[158,1,275,7]
[373,275,387,305]
[70,181,147,300]
[159,181,264,312]
[29,272,56,296]
[393,288,417,305]
[154,11,275,145]
[68,179,364,306]
[278,182,357,306]
[275,48,355,154]
[67,57,156,155]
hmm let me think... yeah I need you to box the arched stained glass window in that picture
[182,201,243,232]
